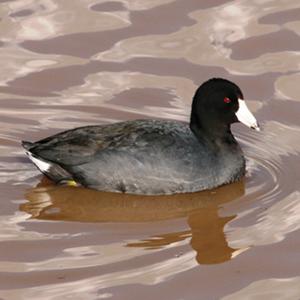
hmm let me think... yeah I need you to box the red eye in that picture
[224,97,231,103]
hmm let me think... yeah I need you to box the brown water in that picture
[1,0,300,299]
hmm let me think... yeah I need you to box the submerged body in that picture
[23,78,259,195]
[23,119,245,194]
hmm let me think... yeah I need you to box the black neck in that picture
[190,111,236,144]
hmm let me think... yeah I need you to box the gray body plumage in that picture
[23,119,245,195]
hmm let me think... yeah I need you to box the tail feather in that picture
[22,140,34,150]
[22,141,73,183]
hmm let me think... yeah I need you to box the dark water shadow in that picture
[21,178,245,264]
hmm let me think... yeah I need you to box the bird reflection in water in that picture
[21,178,245,265]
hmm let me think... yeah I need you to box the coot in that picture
[22,78,260,195]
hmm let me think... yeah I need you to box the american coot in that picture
[22,78,259,195]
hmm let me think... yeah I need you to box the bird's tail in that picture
[21,140,73,184]
[22,140,34,150]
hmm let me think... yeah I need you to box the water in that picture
[1,0,300,299]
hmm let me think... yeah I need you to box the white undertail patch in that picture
[26,151,51,173]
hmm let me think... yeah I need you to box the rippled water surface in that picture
[1,0,300,299]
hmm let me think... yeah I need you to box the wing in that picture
[24,120,186,166]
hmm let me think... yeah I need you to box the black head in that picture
[190,78,259,138]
